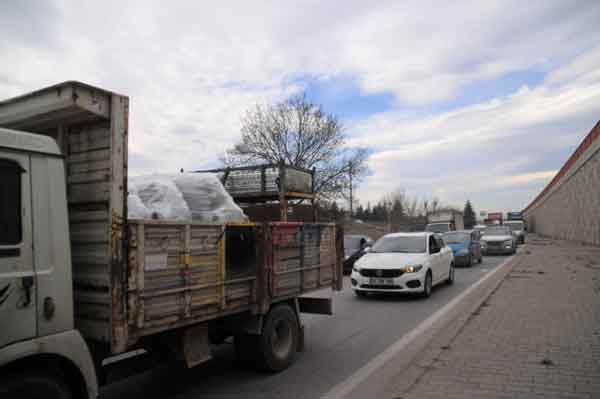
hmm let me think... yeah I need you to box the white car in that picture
[350,232,455,298]
[481,225,517,255]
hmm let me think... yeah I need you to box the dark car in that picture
[442,230,482,267]
[343,234,373,275]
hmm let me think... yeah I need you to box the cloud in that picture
[353,45,600,210]
[0,0,599,212]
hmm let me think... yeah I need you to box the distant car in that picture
[473,224,487,236]
[481,226,516,255]
[350,232,454,298]
[443,230,482,267]
[504,220,526,244]
[343,234,373,275]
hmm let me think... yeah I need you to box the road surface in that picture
[102,255,510,399]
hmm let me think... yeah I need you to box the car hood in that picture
[355,252,426,269]
[481,235,512,242]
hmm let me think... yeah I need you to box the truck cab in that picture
[0,128,98,398]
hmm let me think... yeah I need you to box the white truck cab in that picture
[0,129,98,398]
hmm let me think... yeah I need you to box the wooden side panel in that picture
[126,222,256,339]
[65,123,115,344]
[268,223,338,299]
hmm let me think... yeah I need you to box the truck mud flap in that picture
[297,296,333,315]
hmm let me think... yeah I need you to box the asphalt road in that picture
[102,255,510,399]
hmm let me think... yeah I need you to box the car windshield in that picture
[426,223,450,233]
[442,232,470,244]
[505,221,524,230]
[344,236,363,252]
[484,227,511,236]
[370,236,426,253]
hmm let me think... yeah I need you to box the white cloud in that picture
[352,43,600,210]
[1,0,599,211]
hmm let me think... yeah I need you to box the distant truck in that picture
[506,212,523,221]
[425,210,464,234]
[505,212,526,244]
[0,82,342,398]
[484,212,503,226]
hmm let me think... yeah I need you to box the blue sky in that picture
[1,0,600,214]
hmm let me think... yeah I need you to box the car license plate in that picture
[369,278,395,285]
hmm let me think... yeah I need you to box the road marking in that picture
[322,256,514,399]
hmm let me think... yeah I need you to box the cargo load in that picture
[127,173,247,223]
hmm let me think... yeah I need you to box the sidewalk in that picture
[392,237,600,399]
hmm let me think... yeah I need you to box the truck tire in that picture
[255,304,299,372]
[0,372,73,399]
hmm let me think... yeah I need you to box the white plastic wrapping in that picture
[127,184,152,219]
[174,173,247,223]
[129,175,191,220]
[127,173,247,223]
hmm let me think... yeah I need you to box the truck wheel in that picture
[0,372,73,399]
[255,304,299,372]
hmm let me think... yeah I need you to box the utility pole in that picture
[348,161,353,217]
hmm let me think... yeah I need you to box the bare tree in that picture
[224,93,368,199]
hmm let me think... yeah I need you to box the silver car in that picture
[481,225,517,255]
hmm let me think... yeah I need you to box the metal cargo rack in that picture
[195,163,317,222]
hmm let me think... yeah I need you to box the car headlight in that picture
[401,265,423,273]
[352,266,361,273]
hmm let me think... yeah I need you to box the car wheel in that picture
[478,255,483,264]
[446,263,455,285]
[422,271,432,298]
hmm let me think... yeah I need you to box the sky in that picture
[1,0,599,214]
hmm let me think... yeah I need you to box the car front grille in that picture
[360,269,404,278]
[360,284,403,290]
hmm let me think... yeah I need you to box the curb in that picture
[323,251,522,399]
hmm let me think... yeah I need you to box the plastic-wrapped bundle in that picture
[174,173,247,223]
[127,173,247,223]
[127,184,152,219]
[129,175,191,220]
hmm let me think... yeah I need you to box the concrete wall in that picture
[523,121,600,245]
